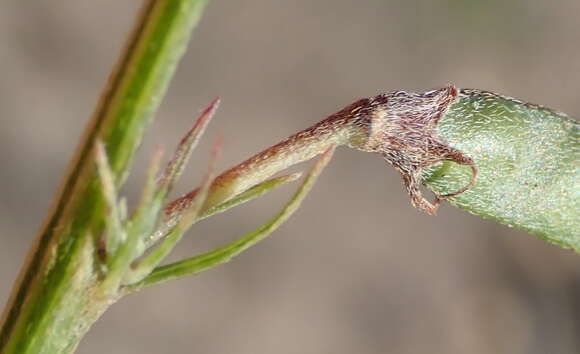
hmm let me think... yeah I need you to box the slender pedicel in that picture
[163,84,476,235]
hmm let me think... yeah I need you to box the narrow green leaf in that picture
[127,146,335,291]
[147,173,301,248]
[199,172,302,220]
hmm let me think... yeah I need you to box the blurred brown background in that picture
[1,1,580,353]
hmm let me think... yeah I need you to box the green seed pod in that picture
[423,89,579,249]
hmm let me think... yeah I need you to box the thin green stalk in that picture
[0,1,210,353]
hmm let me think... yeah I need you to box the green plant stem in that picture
[0,1,209,353]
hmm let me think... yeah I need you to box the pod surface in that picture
[424,89,579,249]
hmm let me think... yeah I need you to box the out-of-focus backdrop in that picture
[1,1,580,353]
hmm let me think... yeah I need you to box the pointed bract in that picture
[158,98,220,193]
[94,140,125,258]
